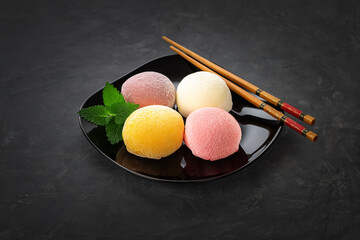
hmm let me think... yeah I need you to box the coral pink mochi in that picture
[121,71,176,108]
[184,107,241,161]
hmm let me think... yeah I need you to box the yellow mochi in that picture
[122,105,184,159]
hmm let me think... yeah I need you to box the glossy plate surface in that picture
[78,55,283,182]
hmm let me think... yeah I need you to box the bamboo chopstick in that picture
[169,45,318,142]
[162,36,316,126]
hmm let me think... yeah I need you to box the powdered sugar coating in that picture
[184,107,241,161]
[121,71,176,108]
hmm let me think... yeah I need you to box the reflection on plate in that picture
[78,54,283,182]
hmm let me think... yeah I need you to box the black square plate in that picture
[78,55,283,182]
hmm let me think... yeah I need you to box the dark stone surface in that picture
[1,0,359,239]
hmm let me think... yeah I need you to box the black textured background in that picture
[1,0,360,239]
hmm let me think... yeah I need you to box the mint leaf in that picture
[78,82,140,145]
[111,102,139,125]
[78,105,113,126]
[102,82,124,107]
[105,119,123,144]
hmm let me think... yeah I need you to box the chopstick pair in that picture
[162,36,318,142]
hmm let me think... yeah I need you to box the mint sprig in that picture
[78,82,139,144]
